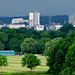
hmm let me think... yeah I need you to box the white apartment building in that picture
[29,11,40,29]
[9,18,29,29]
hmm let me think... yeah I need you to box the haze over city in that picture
[0,0,75,16]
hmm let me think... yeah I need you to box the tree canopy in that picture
[21,38,38,53]
[44,38,62,55]
[60,24,74,34]
[0,32,8,43]
[38,38,50,54]
[22,54,40,71]
[7,38,22,52]
[64,41,75,68]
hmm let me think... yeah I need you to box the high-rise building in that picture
[69,13,75,27]
[29,11,40,29]
[29,13,34,28]
[33,11,40,25]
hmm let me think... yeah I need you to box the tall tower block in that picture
[29,13,34,28]
[29,11,40,29]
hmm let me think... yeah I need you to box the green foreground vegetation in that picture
[0,55,49,75]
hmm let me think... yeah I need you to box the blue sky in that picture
[0,0,75,16]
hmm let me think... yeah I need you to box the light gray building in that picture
[69,13,75,27]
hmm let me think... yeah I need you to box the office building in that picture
[12,18,24,24]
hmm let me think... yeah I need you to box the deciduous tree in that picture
[38,38,50,54]
[0,32,8,43]
[44,38,62,55]
[7,38,22,52]
[21,38,38,53]
[22,54,40,71]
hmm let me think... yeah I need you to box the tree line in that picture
[0,24,74,53]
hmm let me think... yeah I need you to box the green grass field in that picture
[1,55,49,74]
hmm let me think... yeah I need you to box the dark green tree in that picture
[7,28,16,39]
[59,41,75,75]
[60,24,74,35]
[64,41,75,68]
[7,38,22,52]
[44,38,62,55]
[60,41,75,75]
[22,54,40,71]
[47,38,64,75]
[40,30,63,39]
[0,55,8,72]
[15,27,27,34]
[0,27,9,33]
[47,31,75,75]
[0,32,8,43]
[40,31,50,38]
[21,38,38,53]
[0,41,4,50]
[15,33,26,40]
[38,38,50,54]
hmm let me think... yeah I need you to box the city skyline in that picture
[0,0,75,16]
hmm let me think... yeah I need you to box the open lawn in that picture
[0,55,49,74]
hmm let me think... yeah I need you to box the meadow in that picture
[0,55,50,75]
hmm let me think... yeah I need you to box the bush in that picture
[3,73,15,75]
[59,67,74,75]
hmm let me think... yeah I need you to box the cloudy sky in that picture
[0,0,75,16]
